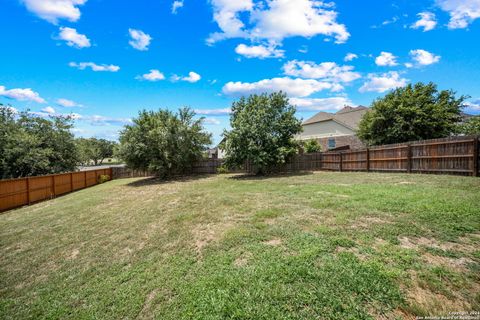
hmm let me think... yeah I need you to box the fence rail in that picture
[250,135,480,176]
[1,136,478,213]
[0,168,112,212]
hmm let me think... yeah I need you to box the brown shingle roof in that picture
[302,106,369,130]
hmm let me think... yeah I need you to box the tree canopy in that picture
[222,92,302,175]
[302,139,322,153]
[118,107,211,177]
[76,138,116,166]
[357,82,465,145]
[458,116,480,135]
[0,105,79,179]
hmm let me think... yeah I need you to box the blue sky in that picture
[1,0,480,145]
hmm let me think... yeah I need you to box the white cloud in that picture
[290,97,354,111]
[222,77,342,97]
[83,115,133,126]
[172,0,184,14]
[69,62,120,72]
[136,69,165,81]
[172,71,201,83]
[58,27,90,48]
[0,85,46,103]
[409,49,441,66]
[194,108,231,115]
[282,60,361,83]
[56,98,82,107]
[41,106,56,114]
[202,117,221,125]
[359,72,408,93]
[436,0,480,29]
[464,99,480,111]
[344,53,358,62]
[208,0,349,45]
[21,0,87,24]
[411,12,437,31]
[375,52,398,66]
[128,29,152,51]
[235,43,284,59]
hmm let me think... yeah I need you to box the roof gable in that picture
[302,106,369,130]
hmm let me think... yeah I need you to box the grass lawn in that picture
[1,172,479,319]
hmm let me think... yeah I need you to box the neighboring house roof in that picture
[302,106,369,130]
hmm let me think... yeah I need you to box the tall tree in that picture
[118,107,211,177]
[459,116,480,135]
[357,82,465,145]
[76,138,116,165]
[222,92,302,175]
[0,105,79,179]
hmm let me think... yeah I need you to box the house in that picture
[298,106,368,150]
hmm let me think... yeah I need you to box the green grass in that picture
[1,172,479,319]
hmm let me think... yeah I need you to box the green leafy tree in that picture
[302,139,322,153]
[118,107,211,178]
[357,82,465,145]
[458,116,480,135]
[76,138,116,165]
[222,92,302,175]
[0,104,79,178]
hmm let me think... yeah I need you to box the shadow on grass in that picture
[228,171,314,181]
[125,174,215,187]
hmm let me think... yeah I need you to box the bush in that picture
[118,108,211,178]
[222,92,302,175]
[216,165,229,174]
[98,175,110,183]
[303,139,322,153]
[357,82,465,145]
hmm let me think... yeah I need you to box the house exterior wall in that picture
[298,120,355,140]
[316,135,365,151]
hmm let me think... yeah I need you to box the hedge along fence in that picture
[248,135,480,176]
[0,168,112,212]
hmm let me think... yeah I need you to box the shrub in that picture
[216,165,229,174]
[303,139,322,153]
[98,175,110,183]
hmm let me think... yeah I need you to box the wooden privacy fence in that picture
[250,135,480,176]
[0,168,112,212]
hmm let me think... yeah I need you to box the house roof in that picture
[302,106,369,130]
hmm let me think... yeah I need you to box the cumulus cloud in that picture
[172,71,201,83]
[290,97,354,111]
[359,72,408,93]
[194,108,231,115]
[0,85,46,103]
[344,53,358,62]
[69,62,120,72]
[464,99,480,111]
[21,0,87,24]
[172,0,184,14]
[56,98,82,107]
[208,0,349,45]
[128,29,152,51]
[409,49,441,66]
[202,117,221,125]
[58,27,90,48]
[436,0,480,29]
[41,106,56,114]
[411,12,437,31]
[235,43,284,59]
[222,77,342,97]
[83,115,133,126]
[282,60,361,83]
[375,52,398,66]
[136,69,165,81]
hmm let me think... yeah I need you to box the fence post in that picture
[84,171,87,188]
[473,136,479,177]
[26,177,31,205]
[70,172,74,192]
[51,175,56,197]
[366,148,370,172]
[339,152,343,172]
[407,144,412,173]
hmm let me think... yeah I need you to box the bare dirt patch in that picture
[264,238,282,246]
[422,253,473,272]
[398,236,476,253]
